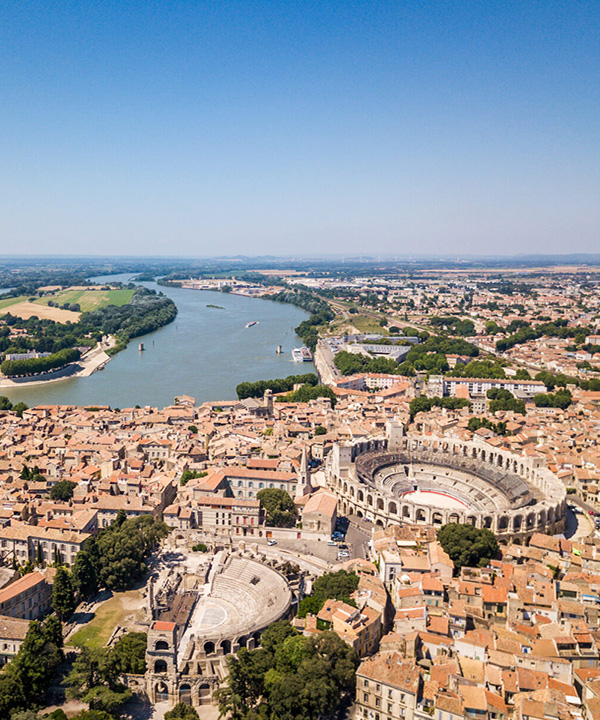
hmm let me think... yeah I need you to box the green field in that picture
[68,589,142,648]
[0,295,27,310]
[36,287,134,313]
[350,314,389,335]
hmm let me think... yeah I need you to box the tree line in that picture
[216,620,358,720]
[0,615,64,718]
[0,286,178,364]
[236,373,318,400]
[1,347,81,377]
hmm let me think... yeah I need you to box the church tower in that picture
[296,446,312,496]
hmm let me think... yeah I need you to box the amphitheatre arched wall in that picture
[327,435,565,542]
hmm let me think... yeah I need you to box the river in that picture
[0,275,315,408]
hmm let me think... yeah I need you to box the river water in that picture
[0,275,314,408]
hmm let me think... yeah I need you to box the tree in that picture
[65,645,132,712]
[297,570,359,617]
[110,632,147,675]
[165,703,200,719]
[514,368,531,380]
[50,479,77,501]
[314,425,327,436]
[72,550,99,600]
[260,620,298,656]
[437,523,499,572]
[95,515,169,591]
[257,489,297,528]
[12,402,28,417]
[52,566,76,621]
[217,627,358,720]
[0,616,64,714]
[216,648,271,719]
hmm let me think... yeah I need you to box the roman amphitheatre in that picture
[326,421,566,542]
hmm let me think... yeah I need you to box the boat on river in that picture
[245,321,259,328]
[292,346,312,362]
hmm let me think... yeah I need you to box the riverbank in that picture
[0,339,113,389]
[314,339,340,385]
[0,282,313,408]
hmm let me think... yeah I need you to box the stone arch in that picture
[376,497,384,511]
[221,639,231,654]
[402,505,411,519]
[388,501,397,515]
[448,512,460,524]
[155,639,169,651]
[416,509,427,522]
[357,490,364,503]
[498,516,509,531]
[179,683,192,705]
[366,494,374,507]
[155,681,169,702]
[204,641,216,655]
[432,512,443,525]
[154,659,168,674]
[526,513,535,530]
[513,515,523,532]
[466,515,477,526]
[483,516,492,529]
[537,509,547,527]
[357,510,364,518]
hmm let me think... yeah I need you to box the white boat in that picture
[245,321,259,328]
[292,346,312,362]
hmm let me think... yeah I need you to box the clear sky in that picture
[0,1,598,257]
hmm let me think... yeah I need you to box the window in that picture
[363,693,369,702]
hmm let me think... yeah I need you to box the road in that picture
[566,496,596,540]
[345,517,373,560]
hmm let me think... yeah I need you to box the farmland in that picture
[35,287,135,312]
[0,287,135,322]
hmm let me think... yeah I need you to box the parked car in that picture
[327,540,338,546]
[267,539,277,546]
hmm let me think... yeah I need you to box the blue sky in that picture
[0,1,598,257]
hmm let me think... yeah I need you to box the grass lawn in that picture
[68,588,143,648]
[0,295,28,311]
[351,314,389,335]
[36,287,135,313]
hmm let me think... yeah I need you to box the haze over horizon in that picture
[1,1,598,258]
